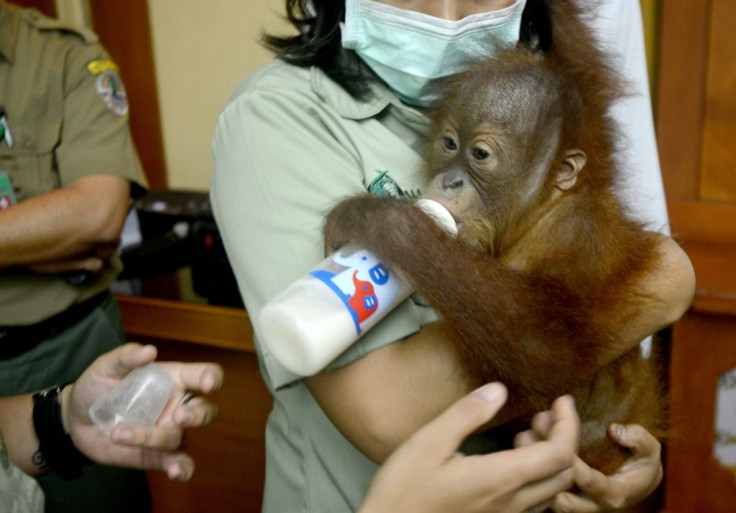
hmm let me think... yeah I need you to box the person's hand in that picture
[358,383,579,513]
[549,423,663,512]
[62,343,223,481]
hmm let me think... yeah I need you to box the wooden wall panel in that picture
[700,0,736,201]
[118,297,270,513]
[656,0,710,203]
[145,340,270,513]
[656,0,736,511]
[664,313,736,513]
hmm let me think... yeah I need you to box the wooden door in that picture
[656,1,736,511]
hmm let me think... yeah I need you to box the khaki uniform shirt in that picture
[0,3,146,325]
[212,57,439,513]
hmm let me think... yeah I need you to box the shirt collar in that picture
[309,51,430,132]
[309,64,392,120]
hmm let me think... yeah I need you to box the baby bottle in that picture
[258,199,457,376]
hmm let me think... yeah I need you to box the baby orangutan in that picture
[322,6,690,474]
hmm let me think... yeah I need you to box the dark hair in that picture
[262,0,553,98]
[261,0,370,97]
[520,0,553,52]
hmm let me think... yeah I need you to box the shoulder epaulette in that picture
[23,8,99,44]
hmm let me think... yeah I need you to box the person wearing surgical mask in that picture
[341,0,526,106]
[211,1,669,512]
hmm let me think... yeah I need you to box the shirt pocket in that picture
[0,116,61,202]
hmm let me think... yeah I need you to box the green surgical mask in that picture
[341,0,527,107]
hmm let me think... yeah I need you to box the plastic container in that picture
[89,363,174,436]
[259,199,456,376]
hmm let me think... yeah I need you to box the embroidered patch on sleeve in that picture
[87,59,119,76]
[87,60,128,116]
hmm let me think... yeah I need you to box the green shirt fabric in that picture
[211,58,439,512]
[0,2,147,325]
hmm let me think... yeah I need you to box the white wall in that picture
[147,0,293,190]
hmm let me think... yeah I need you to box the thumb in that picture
[410,382,508,459]
[92,343,158,381]
[608,423,661,458]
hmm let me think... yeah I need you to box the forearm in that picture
[307,237,694,463]
[0,175,130,269]
[307,322,472,463]
[0,394,44,476]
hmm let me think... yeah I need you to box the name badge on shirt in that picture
[0,172,17,210]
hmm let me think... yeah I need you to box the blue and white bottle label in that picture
[310,248,403,335]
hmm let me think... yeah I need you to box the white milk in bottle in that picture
[259,199,456,376]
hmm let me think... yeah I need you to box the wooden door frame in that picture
[89,0,167,189]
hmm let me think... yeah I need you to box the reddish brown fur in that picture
[324,1,666,474]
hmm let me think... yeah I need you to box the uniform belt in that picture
[0,292,109,360]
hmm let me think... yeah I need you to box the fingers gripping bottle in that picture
[258,199,457,376]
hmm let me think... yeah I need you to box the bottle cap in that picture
[415,199,458,236]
